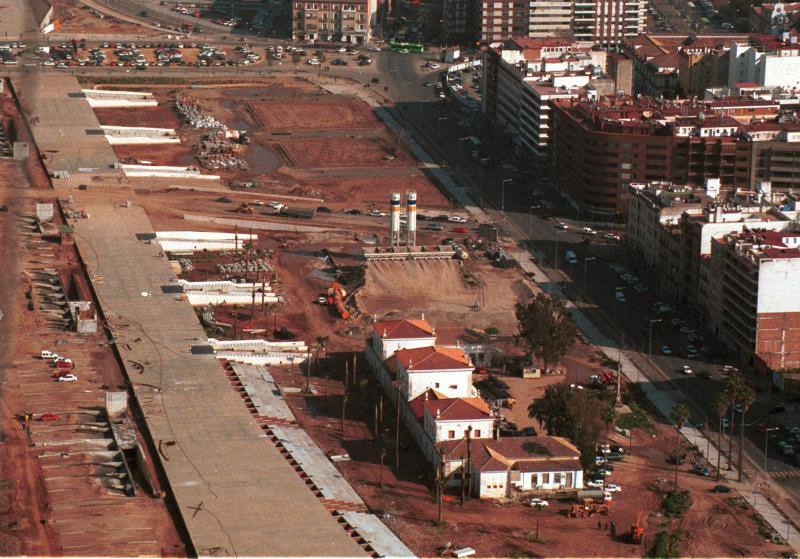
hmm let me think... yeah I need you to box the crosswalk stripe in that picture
[770,469,800,479]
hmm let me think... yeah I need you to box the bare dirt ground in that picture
[52,0,161,36]
[356,260,530,333]
[248,98,382,130]
[277,136,412,169]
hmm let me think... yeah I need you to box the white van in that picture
[41,350,57,360]
[565,250,578,265]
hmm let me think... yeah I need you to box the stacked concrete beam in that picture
[101,125,180,145]
[82,89,158,108]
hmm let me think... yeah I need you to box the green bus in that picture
[389,41,424,53]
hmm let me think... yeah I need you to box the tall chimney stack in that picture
[390,192,402,246]
[406,191,417,246]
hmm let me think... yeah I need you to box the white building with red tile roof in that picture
[409,390,495,442]
[371,318,437,360]
[394,345,475,400]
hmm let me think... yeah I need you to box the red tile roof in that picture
[395,345,472,371]
[409,388,448,420]
[423,397,491,421]
[373,319,435,339]
[441,436,580,472]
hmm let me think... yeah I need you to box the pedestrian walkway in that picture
[771,469,800,479]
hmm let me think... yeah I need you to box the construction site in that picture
[0,19,795,555]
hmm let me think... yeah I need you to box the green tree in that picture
[515,294,578,374]
[670,403,690,491]
[711,392,728,481]
[735,383,756,482]
[529,383,605,468]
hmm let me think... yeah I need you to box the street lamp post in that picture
[763,426,779,475]
[554,230,563,270]
[583,256,596,301]
[528,205,541,238]
[613,286,625,325]
[437,116,447,141]
[501,179,511,213]
[458,136,469,168]
[648,319,662,357]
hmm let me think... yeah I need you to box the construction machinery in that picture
[568,498,610,518]
[326,281,349,319]
[630,513,645,544]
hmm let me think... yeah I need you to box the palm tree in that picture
[711,392,728,480]
[724,374,744,470]
[670,403,691,491]
[736,384,756,482]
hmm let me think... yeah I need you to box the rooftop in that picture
[441,436,580,473]
[395,345,472,371]
[373,318,435,339]
[422,397,492,421]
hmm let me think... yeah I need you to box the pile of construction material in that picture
[217,258,272,276]
[179,258,193,273]
[194,133,248,171]
[155,231,257,253]
[178,280,281,306]
[175,93,227,130]
[208,339,306,365]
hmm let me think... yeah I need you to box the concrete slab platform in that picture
[70,200,365,557]
[341,512,416,558]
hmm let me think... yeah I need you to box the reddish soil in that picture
[93,102,181,131]
[248,98,381,130]
[295,175,452,210]
[277,136,412,169]
[52,0,161,36]
[113,143,196,167]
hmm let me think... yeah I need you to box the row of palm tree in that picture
[711,373,756,482]
[670,372,756,490]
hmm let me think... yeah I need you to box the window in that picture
[435,382,440,388]
[449,384,458,389]
[474,430,481,437]
[448,430,456,439]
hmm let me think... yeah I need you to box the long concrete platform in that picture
[70,200,364,557]
[11,73,120,177]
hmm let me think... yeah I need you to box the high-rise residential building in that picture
[446,0,646,44]
[573,0,647,45]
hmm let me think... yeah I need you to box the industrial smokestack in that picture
[390,192,401,246]
[406,191,417,246]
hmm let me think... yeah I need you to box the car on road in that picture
[331,58,348,65]
[661,345,673,355]
[337,46,347,52]
[680,326,695,334]
[529,498,549,507]
[453,226,469,234]
[615,291,626,303]
[693,464,711,477]
[555,221,569,230]
[681,365,693,375]
[367,46,381,51]
[368,209,387,217]
[586,479,604,488]
[425,223,444,231]
[371,77,381,83]
[711,485,731,493]
[448,215,467,223]
[38,413,61,421]
[604,232,621,241]
[423,81,432,87]
[57,374,78,382]
[581,227,596,235]
[317,296,327,305]
[307,57,319,65]
[604,483,622,492]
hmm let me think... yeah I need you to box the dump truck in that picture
[326,281,349,319]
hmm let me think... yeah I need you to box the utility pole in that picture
[395,384,401,469]
[616,333,624,407]
[436,447,446,525]
[341,392,348,435]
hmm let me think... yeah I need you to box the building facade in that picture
[291,0,376,44]
[573,0,647,46]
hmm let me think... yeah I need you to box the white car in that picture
[681,365,693,375]
[428,62,440,69]
[529,498,549,507]
[448,216,467,223]
[615,291,626,303]
[586,479,604,488]
[337,46,347,53]
[368,45,381,51]
[57,374,78,382]
[605,483,622,492]
[41,350,58,360]
[307,57,319,65]
[581,227,596,235]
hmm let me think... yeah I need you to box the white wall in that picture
[372,331,436,360]
[403,369,474,400]
[424,414,495,441]
[477,470,508,499]
[757,257,800,313]
[759,53,800,89]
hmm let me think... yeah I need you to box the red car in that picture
[453,226,469,234]
[38,413,61,422]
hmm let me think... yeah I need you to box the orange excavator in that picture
[326,281,349,319]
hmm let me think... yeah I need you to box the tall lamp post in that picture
[583,256,596,301]
[648,318,662,358]
[458,136,469,168]
[501,179,512,213]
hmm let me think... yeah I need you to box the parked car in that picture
[693,464,710,477]
[711,485,731,493]
[425,223,444,231]
[448,215,467,223]
[453,226,469,234]
[41,350,57,360]
[661,345,672,355]
[586,479,604,488]
[57,374,78,382]
[529,497,549,507]
[605,483,622,492]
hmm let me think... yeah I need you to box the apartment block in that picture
[291,0,376,44]
[573,0,647,46]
